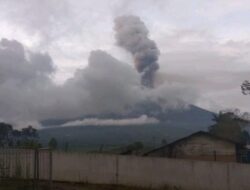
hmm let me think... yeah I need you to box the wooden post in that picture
[33,148,37,190]
[37,149,39,185]
[213,151,217,161]
[49,149,53,190]
[115,156,119,185]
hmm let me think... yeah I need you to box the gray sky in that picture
[0,0,250,125]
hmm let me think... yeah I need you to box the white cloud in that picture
[61,115,159,127]
[155,29,250,112]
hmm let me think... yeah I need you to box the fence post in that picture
[33,148,40,190]
[49,149,53,190]
[115,155,119,185]
[37,148,39,187]
[213,151,217,161]
[33,148,37,190]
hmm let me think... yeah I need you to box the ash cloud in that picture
[114,15,160,88]
[0,0,249,116]
[0,16,198,128]
[60,50,143,116]
[0,38,56,126]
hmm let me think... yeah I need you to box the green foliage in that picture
[123,141,144,154]
[242,80,250,95]
[241,130,250,144]
[126,141,144,151]
[161,138,168,146]
[21,126,38,138]
[0,122,40,148]
[48,137,58,150]
[63,141,69,152]
[0,122,13,146]
[16,139,42,149]
[209,111,250,143]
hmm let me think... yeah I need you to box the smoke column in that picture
[114,15,160,88]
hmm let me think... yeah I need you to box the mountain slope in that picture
[39,105,215,151]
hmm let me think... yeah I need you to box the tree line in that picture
[0,122,58,149]
[209,110,250,144]
[0,123,40,148]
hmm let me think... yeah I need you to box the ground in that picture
[0,180,182,190]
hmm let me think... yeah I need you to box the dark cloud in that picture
[114,15,160,88]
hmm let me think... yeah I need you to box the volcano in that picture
[39,104,215,151]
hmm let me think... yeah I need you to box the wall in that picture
[52,152,117,184]
[0,148,51,180]
[0,148,35,179]
[145,134,237,162]
[52,152,250,190]
[1,149,250,190]
[171,135,236,156]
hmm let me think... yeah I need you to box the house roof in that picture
[144,131,242,156]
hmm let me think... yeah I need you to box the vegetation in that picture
[63,141,70,152]
[127,141,144,150]
[241,80,250,95]
[48,137,58,150]
[161,138,168,146]
[121,141,144,155]
[0,123,40,148]
[209,111,250,144]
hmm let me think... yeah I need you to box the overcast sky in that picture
[1,0,250,125]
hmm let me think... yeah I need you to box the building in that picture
[144,131,244,162]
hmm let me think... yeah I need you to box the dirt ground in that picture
[48,183,181,190]
[0,180,181,190]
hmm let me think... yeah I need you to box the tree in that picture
[0,122,13,147]
[21,139,42,148]
[16,126,39,148]
[64,141,69,152]
[161,138,168,146]
[12,129,21,138]
[209,111,250,144]
[241,130,250,144]
[126,141,144,153]
[241,80,250,95]
[21,126,38,139]
[48,138,58,150]
[0,123,41,148]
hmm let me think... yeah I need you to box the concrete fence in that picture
[1,149,250,190]
[52,152,250,190]
[0,148,51,180]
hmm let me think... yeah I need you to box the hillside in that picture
[39,105,215,151]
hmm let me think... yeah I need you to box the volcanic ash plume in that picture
[114,15,160,88]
